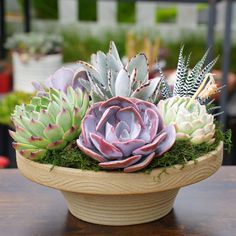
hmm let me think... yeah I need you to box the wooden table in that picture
[0,168,236,236]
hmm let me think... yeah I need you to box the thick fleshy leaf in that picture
[38,109,54,126]
[143,108,159,142]
[79,78,91,93]
[13,125,31,140]
[78,61,104,85]
[99,96,137,112]
[77,138,106,162]
[46,67,74,92]
[96,106,120,132]
[109,41,122,62]
[113,139,145,156]
[107,69,116,96]
[73,67,89,90]
[105,122,118,143]
[115,69,131,97]
[28,136,50,148]
[133,132,167,156]
[156,125,176,156]
[47,139,67,150]
[47,101,60,120]
[28,149,47,160]
[9,130,28,144]
[19,149,47,159]
[56,108,72,132]
[63,126,79,141]
[127,53,148,82]
[96,51,108,86]
[90,133,123,160]
[115,121,130,139]
[43,124,64,142]
[130,68,137,88]
[116,106,144,128]
[12,142,36,151]
[81,115,97,147]
[99,155,142,169]
[124,152,155,173]
[131,77,161,100]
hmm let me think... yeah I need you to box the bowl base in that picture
[62,189,179,226]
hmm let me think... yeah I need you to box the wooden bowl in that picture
[16,142,223,226]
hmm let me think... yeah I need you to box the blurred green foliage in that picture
[117,0,135,23]
[62,31,236,73]
[156,7,177,23]
[62,31,126,63]
[18,0,58,19]
[0,92,33,126]
[78,0,97,21]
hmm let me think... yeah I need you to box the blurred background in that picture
[0,0,235,168]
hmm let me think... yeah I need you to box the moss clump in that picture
[39,141,102,172]
[37,124,231,173]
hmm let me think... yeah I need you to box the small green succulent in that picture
[10,87,89,159]
[158,96,215,145]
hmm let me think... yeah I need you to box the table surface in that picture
[0,168,236,236]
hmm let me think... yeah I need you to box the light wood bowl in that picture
[16,142,223,226]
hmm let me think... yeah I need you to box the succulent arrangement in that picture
[5,33,62,62]
[10,41,228,173]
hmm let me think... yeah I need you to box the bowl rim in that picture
[16,141,223,195]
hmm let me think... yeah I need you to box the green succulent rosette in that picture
[158,96,215,145]
[10,87,89,159]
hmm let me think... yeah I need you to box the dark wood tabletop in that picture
[0,167,236,236]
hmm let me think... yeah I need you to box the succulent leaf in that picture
[115,69,131,97]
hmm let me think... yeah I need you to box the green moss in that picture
[39,141,102,171]
[37,124,231,173]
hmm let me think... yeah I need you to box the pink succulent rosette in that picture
[77,97,176,173]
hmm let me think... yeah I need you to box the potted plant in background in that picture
[0,61,12,94]
[0,91,32,167]
[11,42,231,226]
[5,32,62,93]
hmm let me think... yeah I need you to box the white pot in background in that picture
[12,52,62,93]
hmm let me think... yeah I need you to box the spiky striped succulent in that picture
[156,48,219,145]
[158,47,218,102]
[78,41,161,103]
[10,87,89,159]
[158,96,215,145]
[77,96,176,173]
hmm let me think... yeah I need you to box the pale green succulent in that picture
[78,41,161,103]
[158,96,215,145]
[10,87,89,159]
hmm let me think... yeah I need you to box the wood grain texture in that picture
[62,189,179,225]
[16,142,223,195]
[15,142,223,225]
[1,167,236,235]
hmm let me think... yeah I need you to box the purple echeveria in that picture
[77,96,176,173]
[32,66,88,95]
